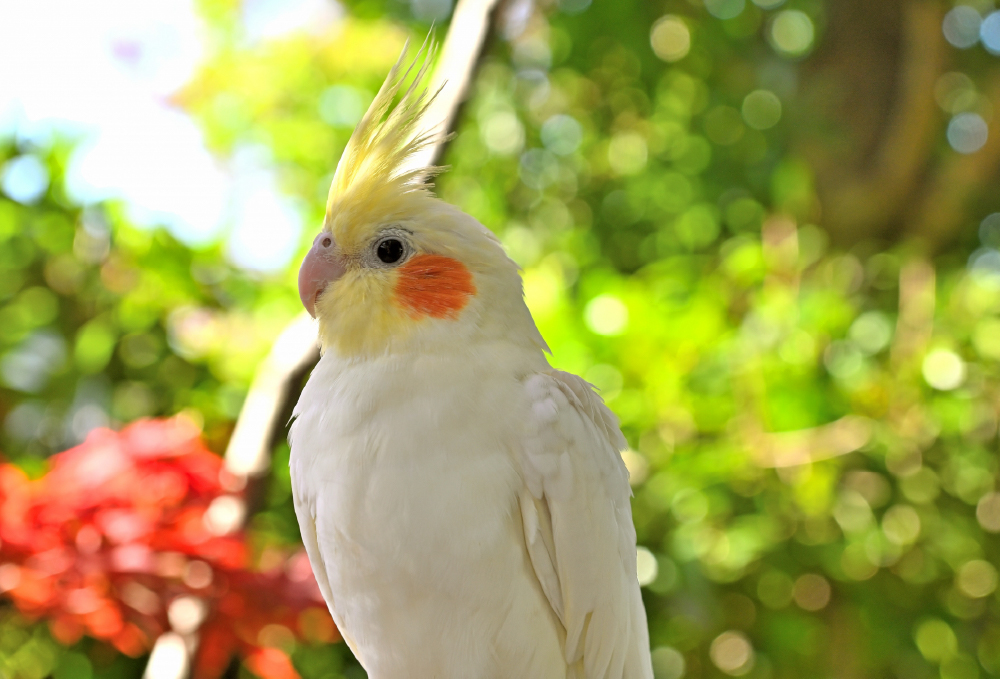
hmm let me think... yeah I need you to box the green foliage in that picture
[0,611,144,679]
[4,0,1000,677]
[0,138,311,461]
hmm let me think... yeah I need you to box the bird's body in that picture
[289,41,652,679]
[291,341,569,678]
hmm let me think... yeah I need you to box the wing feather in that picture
[292,494,363,660]
[519,370,653,679]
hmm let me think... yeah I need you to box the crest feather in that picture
[326,36,443,214]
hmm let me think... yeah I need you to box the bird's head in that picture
[299,41,545,358]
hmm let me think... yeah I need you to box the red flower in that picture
[246,647,300,679]
[0,417,336,678]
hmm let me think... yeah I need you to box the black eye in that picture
[376,238,405,264]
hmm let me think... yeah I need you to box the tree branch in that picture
[911,72,1000,248]
[813,0,945,243]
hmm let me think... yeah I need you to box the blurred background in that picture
[1,0,1000,677]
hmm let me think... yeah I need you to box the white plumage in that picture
[289,41,653,679]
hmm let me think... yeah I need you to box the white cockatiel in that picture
[289,42,653,679]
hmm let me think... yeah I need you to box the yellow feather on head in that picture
[324,35,444,248]
[311,34,543,358]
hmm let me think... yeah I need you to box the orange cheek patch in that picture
[394,254,476,319]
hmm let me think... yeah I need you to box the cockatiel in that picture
[289,41,653,679]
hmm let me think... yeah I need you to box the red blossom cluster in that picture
[0,417,337,679]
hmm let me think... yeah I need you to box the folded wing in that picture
[518,370,653,679]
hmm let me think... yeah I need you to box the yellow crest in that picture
[325,35,443,230]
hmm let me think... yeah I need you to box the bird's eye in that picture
[376,238,405,264]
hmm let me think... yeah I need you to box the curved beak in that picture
[298,232,346,318]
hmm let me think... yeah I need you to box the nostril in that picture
[321,237,332,248]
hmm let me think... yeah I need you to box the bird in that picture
[289,39,653,679]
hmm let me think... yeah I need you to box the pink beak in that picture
[298,232,347,318]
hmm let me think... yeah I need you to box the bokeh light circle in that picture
[769,10,815,57]
[481,111,525,156]
[947,112,989,154]
[882,504,921,545]
[651,15,691,62]
[977,492,1000,532]
[558,0,591,15]
[915,619,957,662]
[850,311,892,354]
[982,11,1000,54]
[651,647,686,679]
[980,213,1000,247]
[934,72,978,114]
[608,132,648,175]
[705,0,746,20]
[410,0,454,22]
[635,546,658,586]
[922,349,966,390]
[518,148,559,189]
[956,560,998,598]
[1,155,49,205]
[742,90,782,129]
[540,114,583,156]
[710,631,755,675]
[969,248,1000,285]
[585,295,629,335]
[792,574,831,611]
[942,6,983,49]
